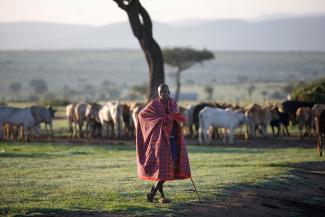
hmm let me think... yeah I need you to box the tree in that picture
[29,79,48,94]
[130,84,147,100]
[113,0,164,102]
[163,47,214,101]
[247,84,256,101]
[292,78,325,103]
[261,90,268,101]
[204,85,214,101]
[8,82,22,100]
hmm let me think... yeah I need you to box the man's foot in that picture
[147,187,155,202]
[158,196,171,203]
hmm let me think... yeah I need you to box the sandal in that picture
[158,196,171,203]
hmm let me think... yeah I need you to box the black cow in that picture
[192,103,215,137]
[281,100,314,124]
[270,107,290,137]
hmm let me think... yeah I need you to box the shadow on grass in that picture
[11,208,127,217]
[0,152,64,158]
[188,145,265,154]
[5,161,325,217]
[11,206,158,217]
[167,161,325,217]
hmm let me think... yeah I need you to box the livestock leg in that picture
[229,128,234,144]
[222,128,227,144]
[245,124,251,140]
[271,122,280,137]
[298,123,303,139]
[49,122,53,138]
[78,122,83,138]
[68,119,74,139]
[318,133,323,157]
[282,124,290,137]
[198,127,203,144]
[262,124,268,138]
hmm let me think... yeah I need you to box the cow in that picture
[270,106,290,137]
[245,106,276,139]
[0,106,40,141]
[99,103,114,138]
[198,107,247,144]
[85,102,102,138]
[281,100,314,124]
[131,103,145,132]
[296,107,313,139]
[315,110,325,156]
[66,103,77,138]
[312,104,325,115]
[98,102,124,139]
[74,102,89,138]
[122,103,134,138]
[109,101,124,139]
[31,105,56,138]
[311,104,325,136]
[184,105,195,137]
[193,102,215,137]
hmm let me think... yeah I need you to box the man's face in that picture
[158,86,170,101]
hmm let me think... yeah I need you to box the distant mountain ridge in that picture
[0,15,325,51]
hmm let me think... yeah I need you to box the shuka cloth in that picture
[136,98,191,181]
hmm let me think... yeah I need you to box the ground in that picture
[182,162,325,217]
[1,136,324,217]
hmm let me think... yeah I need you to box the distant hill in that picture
[0,15,325,51]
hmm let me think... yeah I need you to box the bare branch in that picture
[112,0,128,10]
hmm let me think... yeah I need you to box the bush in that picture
[39,97,70,107]
[292,78,325,103]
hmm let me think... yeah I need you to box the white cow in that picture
[0,106,40,141]
[66,103,77,138]
[99,103,112,138]
[108,101,124,139]
[185,105,195,137]
[131,104,145,132]
[74,102,89,138]
[85,102,102,138]
[31,105,56,138]
[199,107,247,144]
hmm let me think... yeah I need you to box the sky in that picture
[0,0,325,26]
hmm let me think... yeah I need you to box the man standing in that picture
[136,84,191,203]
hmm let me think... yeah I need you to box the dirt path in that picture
[181,162,325,217]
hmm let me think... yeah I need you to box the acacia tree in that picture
[163,47,214,101]
[204,85,214,101]
[113,0,164,101]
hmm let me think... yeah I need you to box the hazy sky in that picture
[1,0,325,26]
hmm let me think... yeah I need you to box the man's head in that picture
[158,84,170,101]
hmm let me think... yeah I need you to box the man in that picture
[136,84,191,203]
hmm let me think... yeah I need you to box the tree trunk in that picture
[113,0,164,102]
[175,69,182,102]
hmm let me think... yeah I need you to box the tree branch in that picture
[112,0,128,10]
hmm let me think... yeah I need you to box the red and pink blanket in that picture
[136,98,191,181]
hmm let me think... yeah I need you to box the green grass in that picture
[0,142,324,217]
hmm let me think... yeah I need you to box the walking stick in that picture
[190,177,201,202]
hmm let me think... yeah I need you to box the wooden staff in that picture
[190,177,201,202]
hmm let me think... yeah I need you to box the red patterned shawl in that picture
[136,98,191,181]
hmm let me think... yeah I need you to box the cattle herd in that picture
[0,100,324,156]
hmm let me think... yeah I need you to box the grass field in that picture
[1,142,324,217]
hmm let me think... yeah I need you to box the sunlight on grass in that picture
[0,142,324,216]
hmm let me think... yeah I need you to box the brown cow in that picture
[122,103,134,138]
[315,110,325,156]
[296,107,313,139]
[245,106,277,139]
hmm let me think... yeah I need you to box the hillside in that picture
[0,15,324,50]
